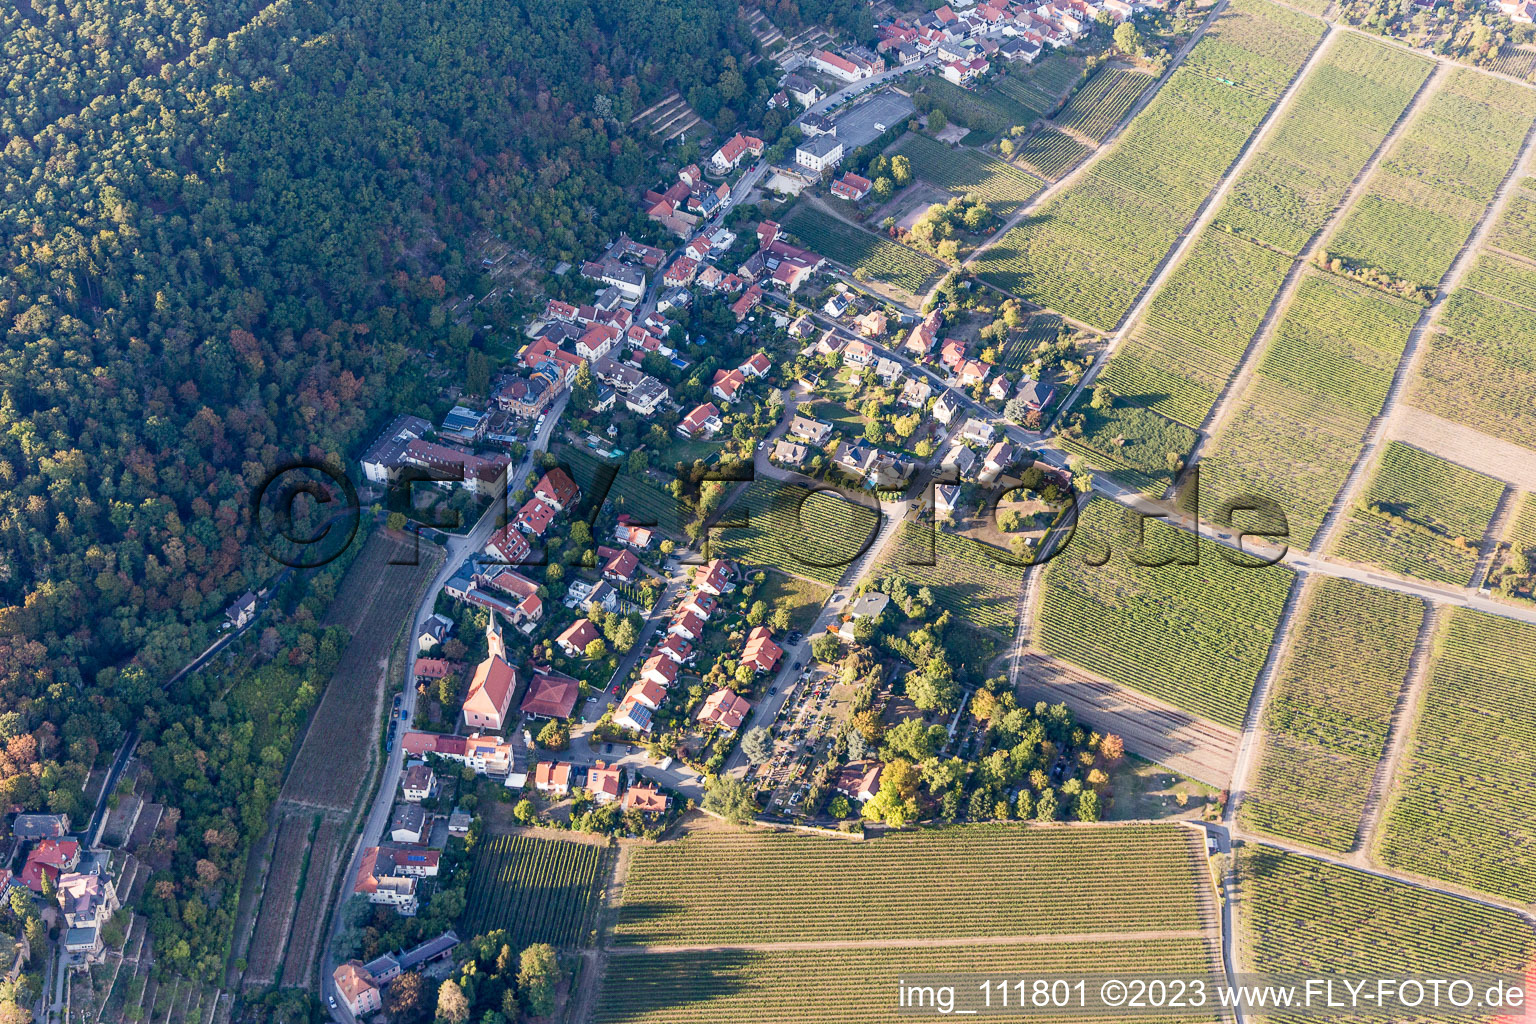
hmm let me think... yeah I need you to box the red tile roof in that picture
[521,669,581,719]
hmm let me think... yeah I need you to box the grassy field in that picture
[1238,846,1536,1012]
[1098,230,1292,429]
[1327,68,1536,293]
[1014,125,1092,180]
[1333,441,1504,585]
[715,478,880,586]
[871,521,1028,633]
[1200,270,1420,547]
[1036,500,1294,729]
[917,77,1042,136]
[593,939,1219,1024]
[614,823,1211,945]
[782,205,945,296]
[972,0,1324,329]
[461,833,606,948]
[1378,609,1536,902]
[891,133,1044,216]
[755,570,833,633]
[1411,200,1536,450]
[1239,578,1424,852]
[1053,66,1154,142]
[1056,398,1199,494]
[1215,33,1432,255]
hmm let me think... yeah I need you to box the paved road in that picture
[803,57,938,119]
[321,392,567,1022]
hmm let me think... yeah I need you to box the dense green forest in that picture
[0,0,768,980]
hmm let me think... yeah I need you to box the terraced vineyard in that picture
[891,134,1044,216]
[1053,66,1154,142]
[1097,230,1291,428]
[1411,197,1536,450]
[973,0,1324,329]
[1238,845,1536,1019]
[1327,68,1536,293]
[1215,33,1432,255]
[1239,579,1424,852]
[1200,270,1421,546]
[1036,500,1294,729]
[782,206,945,295]
[614,823,1211,945]
[1378,610,1536,902]
[871,521,1028,632]
[715,479,880,586]
[461,834,606,948]
[593,939,1220,1024]
[1334,442,1504,585]
[1015,125,1092,180]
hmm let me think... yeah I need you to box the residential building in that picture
[654,634,694,664]
[613,697,653,733]
[355,847,419,915]
[742,627,783,673]
[961,417,996,445]
[831,172,873,200]
[390,803,427,844]
[335,962,383,1017]
[417,613,452,652]
[935,483,963,518]
[844,339,875,366]
[838,591,891,641]
[226,593,257,629]
[934,390,964,427]
[1015,377,1056,412]
[668,610,706,642]
[359,414,433,485]
[698,688,752,730]
[600,546,640,582]
[899,377,932,408]
[621,786,669,813]
[834,761,883,802]
[795,135,846,174]
[534,761,572,796]
[942,443,978,480]
[521,668,581,719]
[712,367,746,403]
[855,310,888,337]
[711,133,764,173]
[679,402,723,439]
[587,762,622,803]
[695,558,737,596]
[22,839,80,894]
[625,376,671,416]
[614,515,654,549]
[557,618,601,658]
[533,469,580,511]
[772,439,809,466]
[782,73,823,106]
[401,764,438,803]
[640,655,679,689]
[57,870,119,962]
[788,415,833,444]
[11,814,69,841]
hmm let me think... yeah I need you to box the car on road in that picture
[794,660,802,670]
[769,686,778,695]
[605,744,614,753]
[586,694,598,703]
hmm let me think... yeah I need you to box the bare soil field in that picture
[1014,651,1238,787]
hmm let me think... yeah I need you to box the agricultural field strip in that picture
[1040,12,1333,421]
[592,939,1223,1024]
[870,521,1027,634]
[606,927,1211,954]
[613,824,1213,946]
[971,0,1329,331]
[783,204,947,296]
[1377,609,1536,903]
[923,0,1239,312]
[1036,499,1294,730]
[1099,34,1433,435]
[1333,441,1505,586]
[1234,577,1425,853]
[1308,100,1536,555]
[1236,844,1536,1012]
[462,833,604,948]
[1185,59,1442,462]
